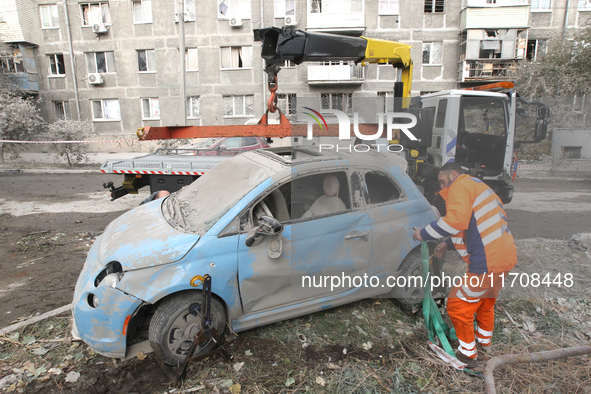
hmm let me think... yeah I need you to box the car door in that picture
[355,169,411,276]
[236,170,373,315]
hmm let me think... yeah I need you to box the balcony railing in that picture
[307,62,364,84]
[459,60,517,82]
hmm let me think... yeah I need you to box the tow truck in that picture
[114,27,548,206]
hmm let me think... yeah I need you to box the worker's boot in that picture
[456,352,479,368]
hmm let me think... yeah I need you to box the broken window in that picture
[422,42,442,65]
[137,49,156,72]
[91,99,121,120]
[424,0,444,13]
[48,54,66,75]
[53,101,70,121]
[186,96,201,118]
[175,0,196,21]
[363,171,402,205]
[276,93,297,116]
[40,5,59,28]
[526,39,547,61]
[223,95,254,117]
[218,0,251,19]
[80,3,111,26]
[220,46,253,69]
[86,51,115,73]
[321,93,353,114]
[310,0,361,13]
[141,98,160,119]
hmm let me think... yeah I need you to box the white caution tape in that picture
[100,169,205,175]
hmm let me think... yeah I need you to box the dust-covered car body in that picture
[72,147,439,363]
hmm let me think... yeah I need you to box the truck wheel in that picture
[149,292,226,366]
[389,250,424,307]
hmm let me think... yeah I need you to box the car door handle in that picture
[345,231,369,241]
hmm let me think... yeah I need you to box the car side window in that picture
[243,137,258,146]
[363,171,402,205]
[223,137,242,149]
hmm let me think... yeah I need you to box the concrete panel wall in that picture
[552,129,591,159]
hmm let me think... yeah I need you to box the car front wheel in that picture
[149,292,226,366]
[389,250,424,307]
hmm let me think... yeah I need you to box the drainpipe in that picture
[179,0,186,125]
[563,0,571,37]
[63,0,81,120]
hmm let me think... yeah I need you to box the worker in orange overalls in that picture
[412,161,516,367]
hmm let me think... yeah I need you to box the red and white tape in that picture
[0,139,135,144]
[101,169,205,175]
[519,161,591,169]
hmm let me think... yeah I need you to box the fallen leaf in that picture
[244,350,253,356]
[32,348,48,356]
[65,371,80,383]
[362,342,373,350]
[136,351,146,360]
[23,361,36,375]
[220,379,233,389]
[285,377,295,387]
[35,367,47,376]
[233,362,244,372]
[21,336,36,345]
[374,301,382,305]
[316,376,326,386]
[327,362,340,370]
[229,383,241,394]
[356,325,368,336]
[48,368,62,375]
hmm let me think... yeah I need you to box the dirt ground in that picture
[1,172,591,393]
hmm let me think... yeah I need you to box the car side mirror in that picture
[245,216,283,247]
[534,119,547,142]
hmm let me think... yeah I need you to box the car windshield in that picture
[162,154,276,234]
[191,138,218,148]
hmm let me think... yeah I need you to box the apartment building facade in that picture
[0,0,589,137]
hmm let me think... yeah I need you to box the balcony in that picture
[307,62,364,84]
[459,60,517,83]
[460,4,529,30]
[307,0,365,34]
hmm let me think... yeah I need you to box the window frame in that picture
[40,4,60,29]
[218,0,252,20]
[321,93,353,115]
[80,2,111,26]
[53,101,70,121]
[223,95,255,118]
[530,0,551,11]
[424,0,445,13]
[578,0,591,11]
[187,96,201,118]
[48,53,66,76]
[422,42,443,65]
[360,169,406,207]
[91,99,121,121]
[85,51,115,74]
[137,49,156,73]
[379,0,400,15]
[133,0,153,23]
[274,0,296,17]
[276,93,297,116]
[220,46,253,70]
[141,97,161,120]
[176,0,196,21]
[186,48,198,71]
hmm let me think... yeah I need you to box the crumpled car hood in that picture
[98,199,200,270]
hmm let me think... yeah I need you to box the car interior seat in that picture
[301,175,346,219]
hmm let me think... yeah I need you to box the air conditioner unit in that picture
[229,17,242,27]
[284,16,296,26]
[92,23,108,34]
[88,73,104,85]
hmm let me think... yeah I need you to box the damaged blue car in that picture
[72,146,441,365]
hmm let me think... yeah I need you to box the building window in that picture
[578,0,591,10]
[91,99,121,121]
[86,51,115,73]
[378,92,394,113]
[141,98,160,120]
[531,0,551,11]
[424,0,444,13]
[274,0,295,17]
[187,96,201,118]
[379,0,399,15]
[422,42,442,65]
[176,0,196,21]
[0,54,25,73]
[283,60,296,68]
[526,39,546,61]
[80,3,111,26]
[310,0,362,13]
[133,0,153,23]
[218,0,251,19]
[186,48,198,71]
[223,95,254,117]
[40,5,59,28]
[276,93,297,116]
[48,54,66,76]
[321,93,353,114]
[220,46,253,69]
[137,49,156,72]
[53,101,70,121]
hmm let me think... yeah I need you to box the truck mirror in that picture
[537,105,549,119]
[534,119,547,142]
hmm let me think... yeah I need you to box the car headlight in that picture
[95,261,123,287]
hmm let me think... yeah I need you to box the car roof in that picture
[242,146,408,172]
